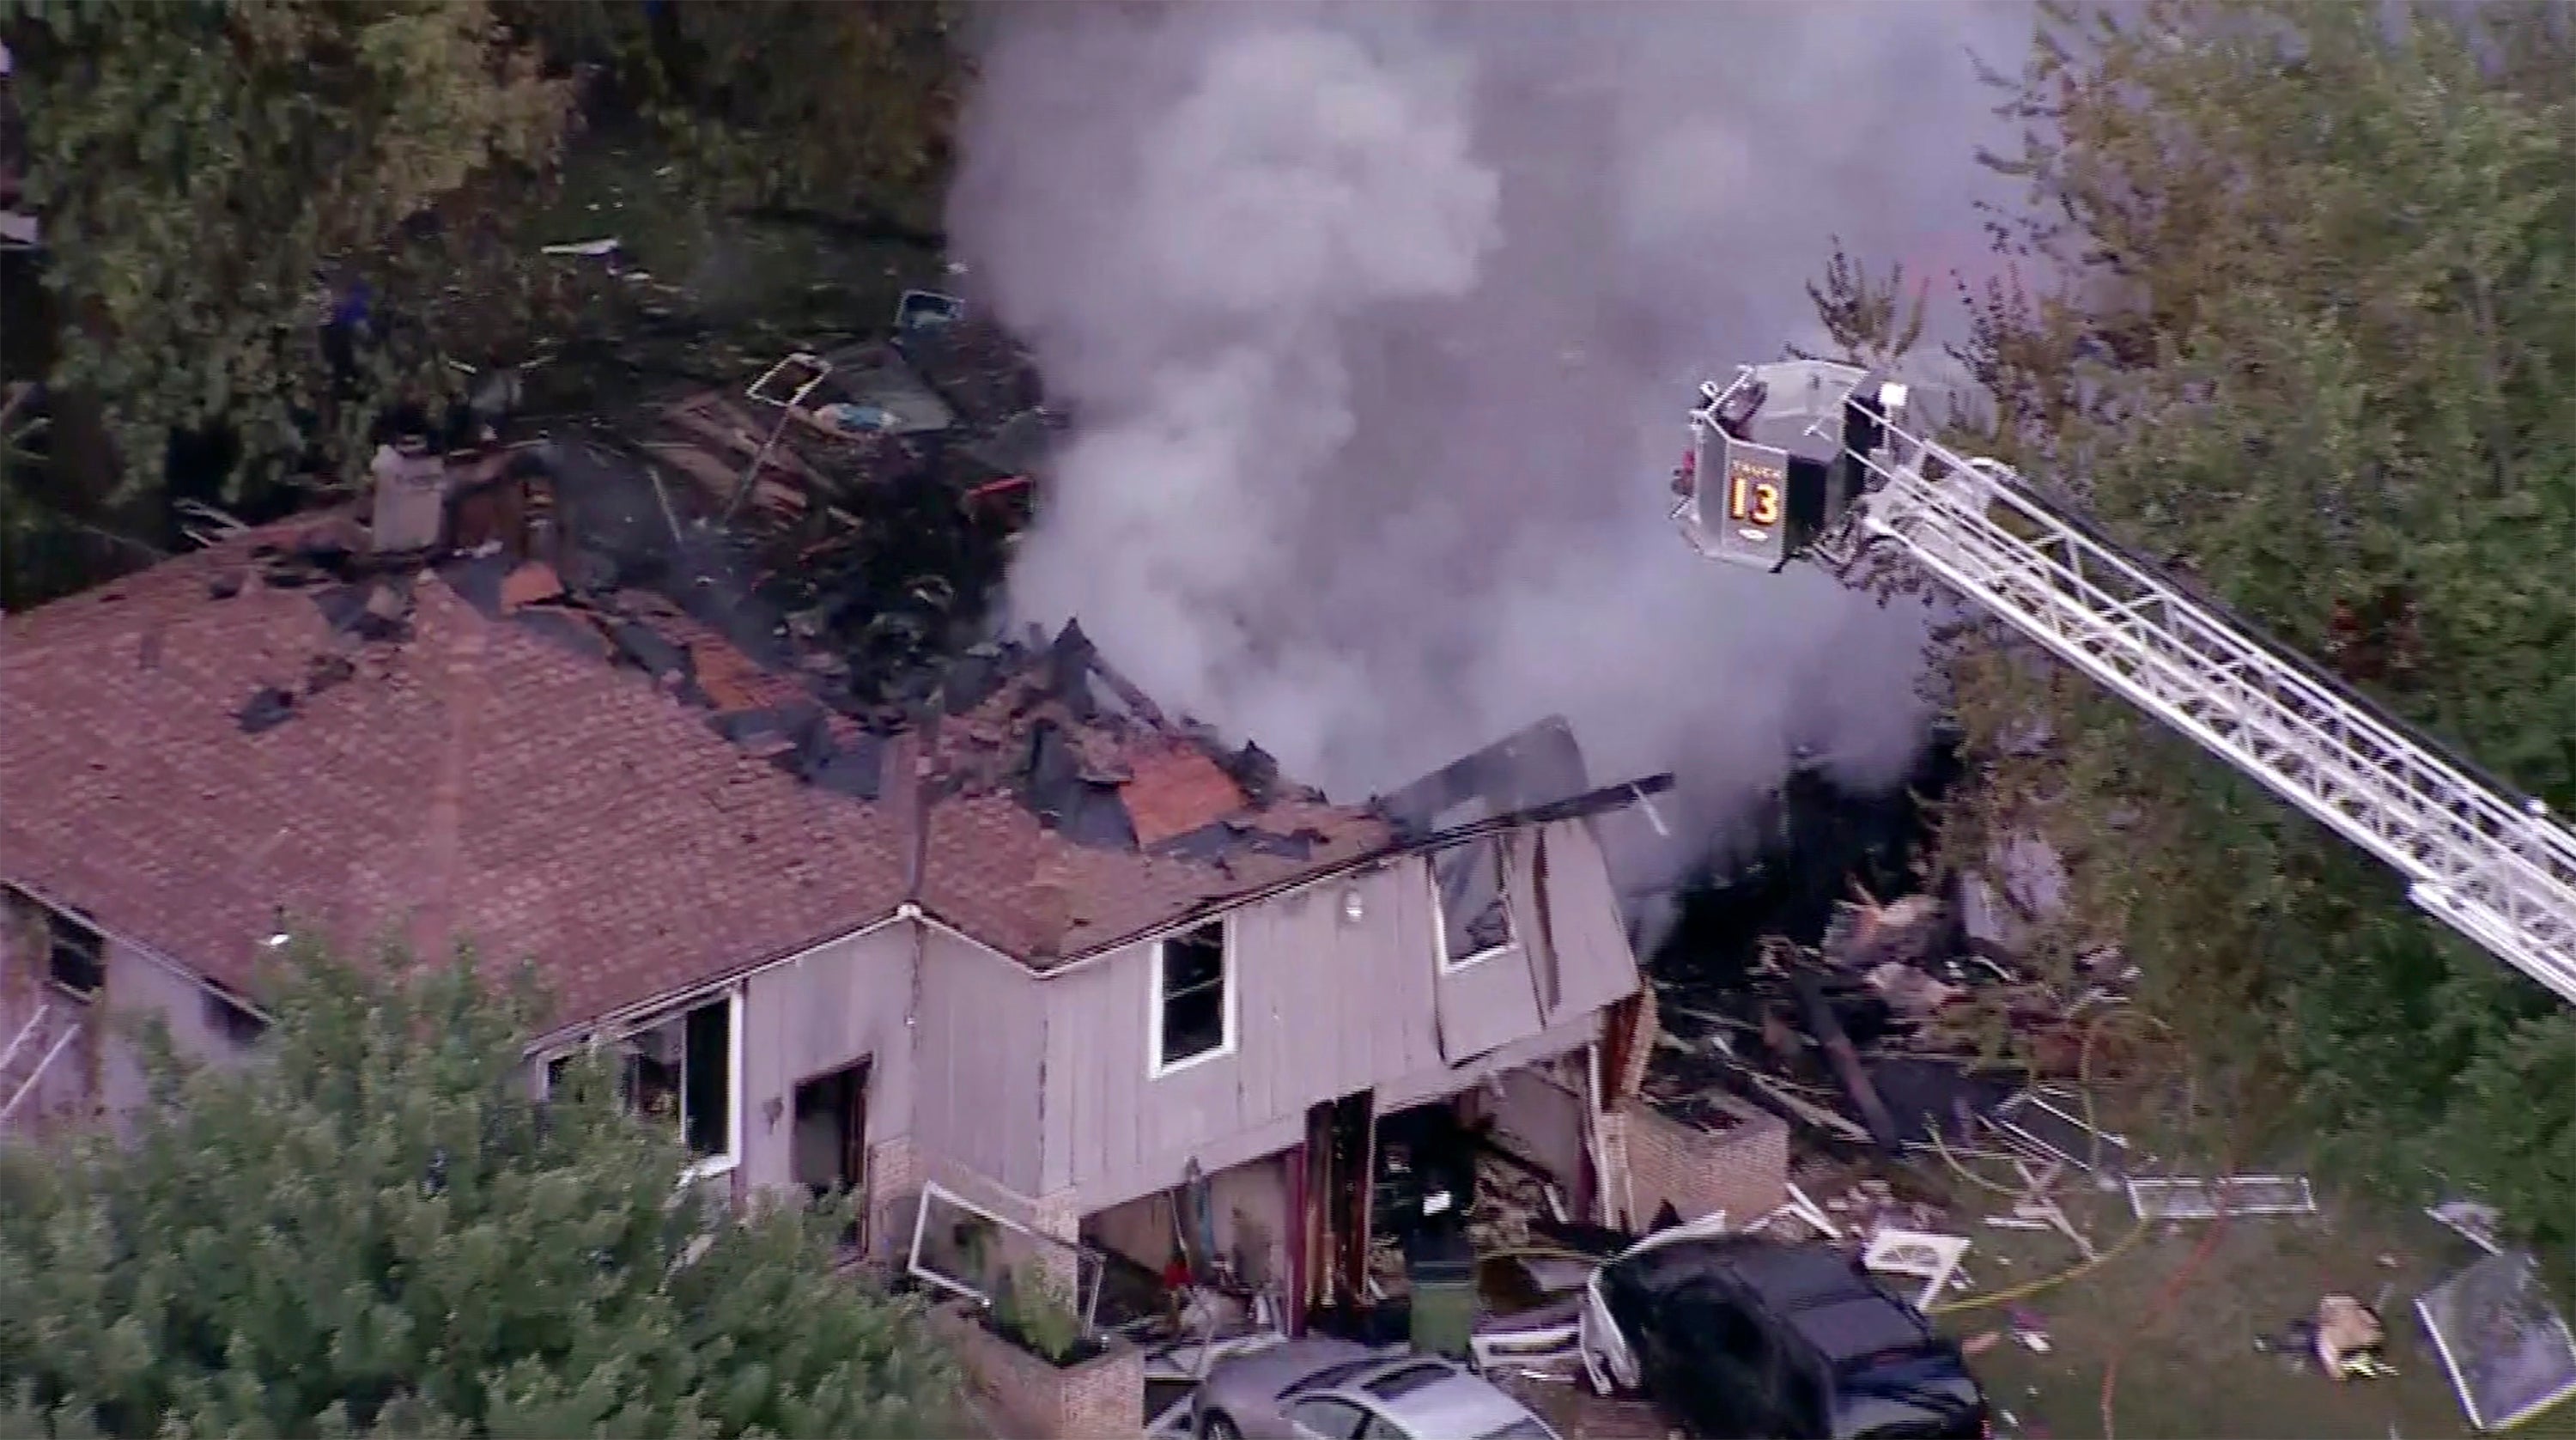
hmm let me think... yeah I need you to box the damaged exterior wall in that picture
[1037,859,1437,1212]
[1603,1093,1789,1231]
[1035,818,1640,1215]
[1084,1153,1292,1290]
[1432,821,1639,1068]
[737,918,1049,1250]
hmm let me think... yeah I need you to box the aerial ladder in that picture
[1672,358,2576,1004]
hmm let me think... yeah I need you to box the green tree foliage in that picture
[637,2,957,223]
[1825,0,2576,1270]
[506,0,960,228]
[4,1,580,490]
[0,1,964,610]
[0,945,957,1438]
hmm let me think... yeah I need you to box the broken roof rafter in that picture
[1034,771,1677,970]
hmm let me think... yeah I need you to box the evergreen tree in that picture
[0,1,965,611]
[0,945,958,1438]
[0,0,585,605]
[1817,0,2576,1278]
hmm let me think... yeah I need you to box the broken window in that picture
[609,992,738,1168]
[1152,921,1230,1073]
[41,903,104,997]
[1434,837,1514,968]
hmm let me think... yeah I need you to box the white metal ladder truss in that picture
[1838,409,2576,1002]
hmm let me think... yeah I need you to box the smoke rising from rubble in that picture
[949,1,2030,889]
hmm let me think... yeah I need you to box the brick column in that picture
[932,1300,1144,1440]
[1613,1096,1788,1230]
[1029,1185,1084,1303]
[864,1136,920,1264]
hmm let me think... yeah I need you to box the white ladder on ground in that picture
[1844,410,2576,1004]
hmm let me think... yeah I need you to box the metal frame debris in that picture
[727,352,835,524]
[1987,1087,2134,1175]
[2123,1174,2318,1221]
[2428,1200,2506,1255]
[2416,1249,2576,1432]
[905,1179,1108,1332]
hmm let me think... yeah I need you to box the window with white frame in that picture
[1433,837,1514,969]
[1151,920,1231,1075]
[600,989,741,1171]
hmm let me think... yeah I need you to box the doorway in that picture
[792,1060,870,1250]
[1301,1091,1376,1322]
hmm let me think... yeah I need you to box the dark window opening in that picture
[613,995,733,1160]
[682,998,730,1158]
[45,908,105,997]
[1435,838,1512,964]
[1157,921,1227,1069]
[203,989,268,1048]
[791,1060,870,1252]
[623,1036,680,1123]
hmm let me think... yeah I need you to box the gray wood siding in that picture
[1525,820,1643,1022]
[1430,822,1639,1064]
[1432,941,1543,1063]
[914,927,1047,1198]
[1376,1012,1601,1113]
[1037,859,1445,1207]
[98,940,252,1113]
[1036,827,1642,1212]
[738,923,917,1194]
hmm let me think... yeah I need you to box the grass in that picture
[1506,1182,2520,1440]
[1923,1179,2563,1439]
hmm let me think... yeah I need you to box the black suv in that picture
[1580,1230,1990,1439]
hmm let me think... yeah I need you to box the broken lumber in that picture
[1737,1068,1874,1147]
[1790,969,1904,1155]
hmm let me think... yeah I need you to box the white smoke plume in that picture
[948,0,2032,887]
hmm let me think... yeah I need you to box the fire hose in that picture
[1920,1004,2194,1316]
[1918,1004,2238,1440]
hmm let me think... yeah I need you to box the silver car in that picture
[1192,1337,1562,1440]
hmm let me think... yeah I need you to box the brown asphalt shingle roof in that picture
[0,517,1392,1019]
[0,528,913,1024]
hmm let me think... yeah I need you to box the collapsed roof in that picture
[1,320,1668,1028]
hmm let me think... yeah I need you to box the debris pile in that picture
[216,504,1372,881]
[596,316,1056,694]
[1465,1151,1568,1255]
[1649,875,2157,1164]
[921,620,1358,868]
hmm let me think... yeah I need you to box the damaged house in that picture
[0,459,1780,1335]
